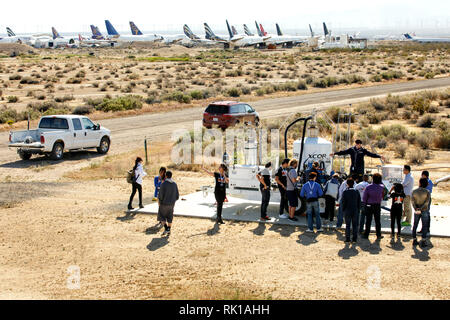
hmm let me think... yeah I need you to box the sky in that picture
[0,0,449,35]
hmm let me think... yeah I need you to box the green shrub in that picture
[297,80,308,90]
[408,148,425,165]
[416,115,436,128]
[72,105,93,115]
[189,90,204,100]
[227,87,241,97]
[0,108,18,124]
[415,131,435,149]
[394,143,408,158]
[7,96,19,103]
[95,95,144,112]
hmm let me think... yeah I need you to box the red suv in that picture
[203,101,259,130]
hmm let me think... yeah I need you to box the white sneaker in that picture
[279,213,289,219]
[306,229,314,233]
[317,228,323,232]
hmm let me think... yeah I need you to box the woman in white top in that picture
[128,157,147,209]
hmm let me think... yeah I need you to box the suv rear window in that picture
[39,117,69,130]
[205,105,229,114]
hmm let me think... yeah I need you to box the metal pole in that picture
[144,138,148,165]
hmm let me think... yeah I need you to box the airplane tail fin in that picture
[309,24,314,37]
[404,33,413,40]
[204,23,216,40]
[259,24,267,36]
[231,25,238,36]
[52,27,61,40]
[255,21,263,37]
[90,25,104,40]
[276,23,283,36]
[105,20,119,36]
[6,27,15,37]
[226,20,233,38]
[243,24,254,36]
[129,21,143,35]
[183,24,199,40]
[323,22,329,36]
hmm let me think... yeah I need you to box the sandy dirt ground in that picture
[0,146,449,300]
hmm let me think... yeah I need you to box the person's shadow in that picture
[250,222,266,236]
[145,223,163,235]
[297,230,318,246]
[411,244,431,262]
[207,223,221,236]
[116,211,137,221]
[359,238,382,255]
[338,243,359,260]
[147,237,169,251]
[386,237,405,251]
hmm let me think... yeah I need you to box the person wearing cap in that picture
[330,139,385,183]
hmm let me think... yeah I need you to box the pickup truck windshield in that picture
[39,117,69,130]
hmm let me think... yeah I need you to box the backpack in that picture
[126,168,139,184]
[325,180,339,199]
[126,169,134,184]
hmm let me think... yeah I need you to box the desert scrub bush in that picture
[381,70,404,80]
[0,107,19,124]
[411,95,430,115]
[66,77,82,84]
[19,77,39,84]
[394,143,408,158]
[72,105,93,115]
[162,91,191,104]
[433,121,450,149]
[416,114,436,128]
[54,95,74,103]
[9,74,22,81]
[226,87,241,97]
[297,80,308,90]
[7,96,19,103]
[415,131,435,149]
[189,90,204,100]
[407,148,425,165]
[94,95,144,112]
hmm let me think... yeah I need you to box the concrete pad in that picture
[130,192,450,238]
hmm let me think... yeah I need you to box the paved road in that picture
[1,77,449,164]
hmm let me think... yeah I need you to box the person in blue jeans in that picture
[418,170,433,234]
[300,172,324,232]
[412,178,431,247]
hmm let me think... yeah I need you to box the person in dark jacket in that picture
[389,183,405,238]
[157,171,179,236]
[341,178,361,243]
[202,164,229,224]
[330,139,385,182]
[362,173,385,240]
[256,162,272,221]
[275,158,290,219]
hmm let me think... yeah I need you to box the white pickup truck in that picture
[8,115,111,160]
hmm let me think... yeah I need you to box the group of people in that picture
[128,158,179,236]
[127,139,435,245]
[255,139,434,246]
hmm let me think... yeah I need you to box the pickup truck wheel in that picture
[18,150,32,161]
[97,137,110,154]
[51,142,64,160]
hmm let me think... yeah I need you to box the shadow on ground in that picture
[0,151,104,169]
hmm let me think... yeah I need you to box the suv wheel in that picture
[255,117,260,127]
